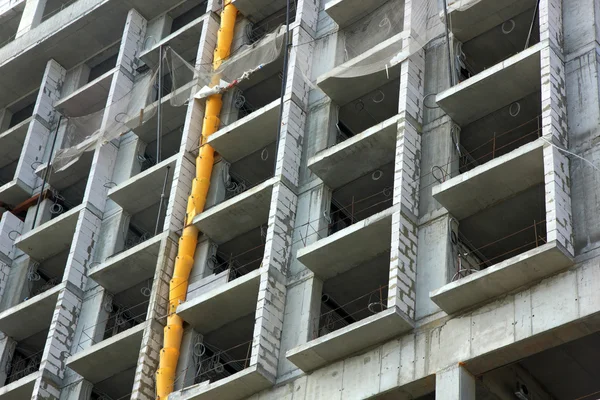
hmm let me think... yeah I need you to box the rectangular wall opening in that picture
[453,4,539,82]
[449,184,547,282]
[47,175,89,221]
[0,7,23,47]
[211,225,265,282]
[4,328,48,385]
[328,162,394,236]
[457,91,541,174]
[170,1,208,34]
[90,366,136,400]
[101,279,151,341]
[23,251,67,302]
[314,251,389,339]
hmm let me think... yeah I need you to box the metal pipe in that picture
[156,45,163,164]
[154,166,171,235]
[524,0,540,50]
[443,0,454,86]
[32,115,63,228]
[273,0,291,172]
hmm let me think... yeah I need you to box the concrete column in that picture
[91,210,128,265]
[0,211,24,264]
[59,379,93,400]
[544,146,574,255]
[436,364,476,400]
[62,64,91,99]
[112,133,146,185]
[145,14,173,51]
[16,59,65,194]
[31,375,61,400]
[174,327,200,391]
[70,284,111,354]
[163,153,194,232]
[16,0,47,39]
[0,334,17,386]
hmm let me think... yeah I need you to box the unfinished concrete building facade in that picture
[0,0,598,399]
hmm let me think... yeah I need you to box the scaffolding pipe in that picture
[155,2,237,399]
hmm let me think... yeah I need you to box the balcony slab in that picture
[54,67,116,116]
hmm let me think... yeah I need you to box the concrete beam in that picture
[88,231,167,294]
[139,14,208,68]
[0,371,39,400]
[177,268,260,334]
[308,115,399,190]
[108,153,178,215]
[436,41,543,126]
[0,284,61,341]
[15,204,82,261]
[67,321,146,384]
[430,241,573,314]
[297,206,394,280]
[192,177,275,244]
[286,307,413,372]
[317,33,403,106]
[0,116,31,169]
[170,365,273,400]
[208,99,280,163]
[432,139,545,220]
[54,67,116,117]
[324,0,389,29]
[232,0,287,22]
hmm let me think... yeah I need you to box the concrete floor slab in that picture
[0,116,31,169]
[317,32,403,106]
[89,232,167,293]
[67,321,146,383]
[430,241,574,314]
[108,154,178,215]
[0,179,33,207]
[15,204,83,261]
[286,307,413,372]
[308,115,399,190]
[54,67,116,116]
[297,206,394,281]
[0,284,61,341]
[208,99,280,163]
[231,0,287,22]
[177,268,260,334]
[35,149,94,191]
[0,371,39,400]
[433,139,545,220]
[436,41,543,126]
[324,0,390,28]
[173,365,274,400]
[139,14,208,68]
[193,177,275,244]
[132,82,193,143]
[449,0,536,42]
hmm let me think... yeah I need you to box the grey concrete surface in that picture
[66,321,146,383]
[432,139,545,220]
[430,241,573,314]
[324,0,389,28]
[308,115,399,190]
[0,284,61,341]
[286,307,413,372]
[193,177,275,244]
[0,371,38,400]
[0,116,31,169]
[297,206,394,280]
[34,150,94,191]
[436,41,543,126]
[0,178,32,207]
[231,0,287,22]
[177,268,260,334]
[54,67,116,116]
[208,99,280,163]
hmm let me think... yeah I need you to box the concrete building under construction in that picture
[0,0,598,398]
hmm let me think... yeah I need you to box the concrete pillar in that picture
[16,0,48,39]
[163,153,194,232]
[145,14,173,51]
[16,59,65,194]
[70,284,111,354]
[31,375,61,400]
[91,210,128,265]
[436,364,476,400]
[0,211,24,264]
[0,334,16,386]
[205,159,228,209]
[112,133,146,185]
[59,379,93,400]
[24,198,52,231]
[173,327,200,391]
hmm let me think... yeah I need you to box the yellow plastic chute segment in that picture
[156,2,238,399]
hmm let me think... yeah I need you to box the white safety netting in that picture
[52,25,286,172]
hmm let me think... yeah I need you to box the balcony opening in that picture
[453,3,539,83]
[192,312,255,385]
[456,91,541,174]
[170,1,208,34]
[22,252,67,303]
[90,368,136,400]
[449,184,546,282]
[8,97,36,130]
[141,125,183,172]
[335,77,399,145]
[211,225,265,282]
[45,174,89,222]
[328,162,393,236]
[243,3,297,45]
[4,328,48,385]
[0,5,23,47]
[314,251,389,339]
[336,0,404,66]
[87,52,118,84]
[101,279,151,342]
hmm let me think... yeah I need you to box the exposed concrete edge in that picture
[53,66,117,112]
[286,306,413,372]
[0,370,39,399]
